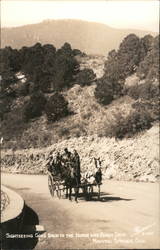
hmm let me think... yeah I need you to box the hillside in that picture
[1,19,157,55]
[2,123,159,183]
[0,82,134,149]
[1,35,159,149]
[1,78,159,183]
[1,33,159,183]
[0,50,136,150]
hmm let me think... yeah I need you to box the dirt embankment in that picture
[2,123,159,182]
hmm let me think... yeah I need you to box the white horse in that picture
[81,157,103,200]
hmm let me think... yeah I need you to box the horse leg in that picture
[87,186,90,200]
[55,184,59,198]
[59,188,61,199]
[74,177,79,203]
[57,183,61,199]
[69,187,72,201]
[85,186,89,201]
[91,186,94,196]
[65,187,68,198]
[83,187,85,200]
[98,185,100,200]
[89,186,93,200]
[74,187,79,203]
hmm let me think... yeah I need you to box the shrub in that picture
[58,127,70,138]
[45,92,69,122]
[81,112,92,120]
[0,97,12,120]
[15,82,30,96]
[0,68,18,92]
[127,84,141,100]
[94,76,124,105]
[127,82,159,100]
[110,109,152,139]
[23,91,47,121]
[132,99,159,121]
[75,68,96,86]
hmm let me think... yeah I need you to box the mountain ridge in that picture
[1,19,157,55]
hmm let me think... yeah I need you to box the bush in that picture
[127,82,159,100]
[23,91,47,121]
[126,84,140,100]
[132,99,159,121]
[45,92,69,122]
[15,82,30,96]
[0,69,18,93]
[0,97,12,120]
[75,68,96,86]
[110,109,152,139]
[58,127,70,138]
[94,76,124,105]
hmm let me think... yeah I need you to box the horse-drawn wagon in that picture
[47,151,103,202]
[48,171,102,201]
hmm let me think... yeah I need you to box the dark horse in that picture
[61,162,80,202]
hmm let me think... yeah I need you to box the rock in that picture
[139,174,156,182]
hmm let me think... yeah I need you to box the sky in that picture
[1,0,159,32]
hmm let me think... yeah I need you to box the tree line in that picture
[95,34,159,105]
[0,42,95,122]
[94,34,159,139]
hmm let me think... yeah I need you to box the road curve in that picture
[1,173,160,249]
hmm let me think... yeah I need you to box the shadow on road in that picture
[71,191,133,202]
[2,205,44,250]
[77,191,111,198]
[90,195,133,202]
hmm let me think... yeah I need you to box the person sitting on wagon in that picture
[62,148,72,165]
[60,148,72,177]
[46,155,54,174]
[55,151,62,176]
[72,149,81,185]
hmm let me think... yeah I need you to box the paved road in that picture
[2,173,160,249]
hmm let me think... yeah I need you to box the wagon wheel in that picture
[48,175,54,197]
[97,184,101,200]
[55,182,61,199]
